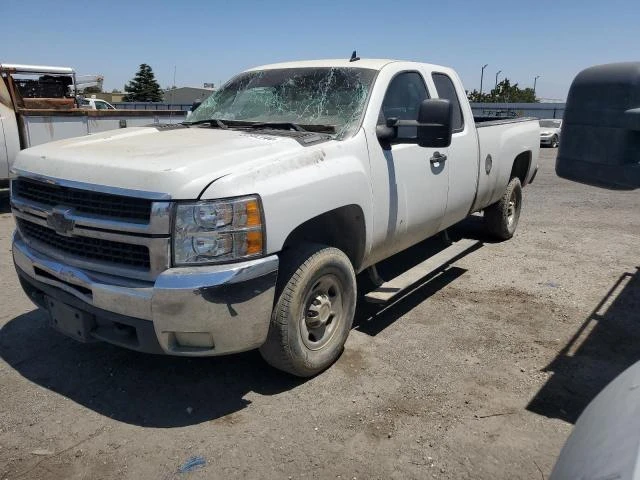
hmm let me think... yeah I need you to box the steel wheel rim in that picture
[300,274,343,350]
[507,190,518,226]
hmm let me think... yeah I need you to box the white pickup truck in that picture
[10,59,539,376]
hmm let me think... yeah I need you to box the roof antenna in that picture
[349,50,360,62]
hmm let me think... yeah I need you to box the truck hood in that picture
[12,126,309,199]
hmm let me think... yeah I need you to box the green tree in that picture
[111,88,122,93]
[83,85,102,94]
[123,64,163,102]
[467,89,492,102]
[467,78,538,103]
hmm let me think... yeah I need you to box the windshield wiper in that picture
[183,119,336,134]
[247,122,306,132]
[182,119,228,128]
[245,122,336,134]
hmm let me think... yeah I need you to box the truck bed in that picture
[474,116,537,127]
[471,116,540,212]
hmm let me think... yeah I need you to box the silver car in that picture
[539,119,562,147]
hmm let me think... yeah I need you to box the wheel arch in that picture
[510,150,532,186]
[280,205,367,273]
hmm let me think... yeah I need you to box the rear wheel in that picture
[259,243,356,377]
[484,177,523,240]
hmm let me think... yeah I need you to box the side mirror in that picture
[417,99,453,148]
[377,99,453,149]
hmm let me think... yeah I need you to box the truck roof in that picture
[246,58,448,72]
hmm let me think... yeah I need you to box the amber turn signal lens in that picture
[246,230,263,255]
[245,199,262,227]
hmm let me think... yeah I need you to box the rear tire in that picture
[484,177,523,240]
[259,243,356,377]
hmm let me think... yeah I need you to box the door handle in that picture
[430,152,447,164]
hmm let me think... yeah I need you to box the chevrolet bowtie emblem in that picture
[47,207,75,236]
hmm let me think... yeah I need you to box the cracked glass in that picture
[188,67,377,139]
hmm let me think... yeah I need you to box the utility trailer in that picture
[0,63,185,187]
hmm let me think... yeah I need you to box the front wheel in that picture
[259,243,356,377]
[551,135,559,148]
[484,177,523,240]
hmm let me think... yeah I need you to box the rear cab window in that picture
[432,73,464,132]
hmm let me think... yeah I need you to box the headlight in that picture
[173,196,264,265]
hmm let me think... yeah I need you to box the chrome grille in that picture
[13,178,152,222]
[17,219,151,270]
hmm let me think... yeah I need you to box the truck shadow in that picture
[0,221,486,428]
[527,267,640,423]
[0,309,303,428]
[447,213,504,244]
[354,266,468,336]
[0,191,10,213]
[354,220,486,336]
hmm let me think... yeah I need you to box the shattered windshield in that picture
[187,67,377,138]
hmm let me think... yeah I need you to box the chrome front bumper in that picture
[13,235,278,356]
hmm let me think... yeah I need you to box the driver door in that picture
[366,70,450,261]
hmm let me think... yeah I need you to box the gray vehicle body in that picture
[539,119,562,146]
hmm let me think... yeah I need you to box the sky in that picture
[2,0,639,100]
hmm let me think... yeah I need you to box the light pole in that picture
[534,75,540,97]
[480,64,488,96]
[495,70,502,90]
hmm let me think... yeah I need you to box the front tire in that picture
[551,135,559,148]
[484,177,523,240]
[259,243,356,377]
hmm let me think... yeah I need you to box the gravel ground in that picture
[0,148,638,480]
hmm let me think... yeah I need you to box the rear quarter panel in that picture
[473,119,540,211]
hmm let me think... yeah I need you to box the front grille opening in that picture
[34,267,93,297]
[18,219,150,270]
[14,178,152,222]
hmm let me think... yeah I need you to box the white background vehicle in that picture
[0,64,185,187]
[540,118,562,147]
[79,97,116,110]
[10,58,539,376]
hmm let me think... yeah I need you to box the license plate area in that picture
[46,296,96,343]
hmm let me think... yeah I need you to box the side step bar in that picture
[364,239,481,304]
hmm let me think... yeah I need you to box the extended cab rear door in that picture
[430,70,480,229]
[363,65,449,263]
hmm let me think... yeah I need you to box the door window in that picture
[432,73,464,132]
[378,72,429,140]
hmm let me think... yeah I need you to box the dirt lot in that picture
[1,148,638,479]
